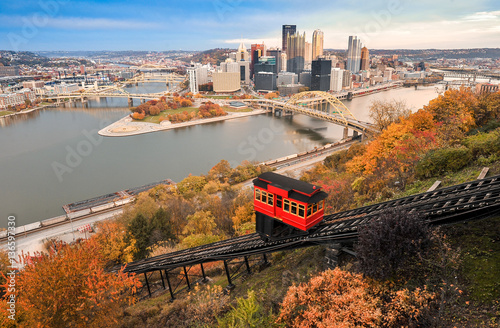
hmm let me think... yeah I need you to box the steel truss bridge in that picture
[116,174,500,300]
[438,70,500,81]
[42,85,173,102]
[243,91,378,136]
[122,72,186,85]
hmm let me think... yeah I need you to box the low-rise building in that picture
[0,66,20,77]
[0,93,25,109]
[54,83,79,94]
[254,72,276,91]
[212,72,240,93]
[17,88,36,102]
[22,81,45,90]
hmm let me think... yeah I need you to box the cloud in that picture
[463,10,500,21]
[0,15,162,30]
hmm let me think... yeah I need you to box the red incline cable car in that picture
[253,172,328,240]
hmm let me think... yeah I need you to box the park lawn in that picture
[135,107,198,124]
[0,111,14,117]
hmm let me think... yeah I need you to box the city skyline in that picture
[0,0,499,51]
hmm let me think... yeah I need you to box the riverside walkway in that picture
[98,109,266,137]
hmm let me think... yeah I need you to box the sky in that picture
[0,0,499,51]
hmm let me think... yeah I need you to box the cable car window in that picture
[261,191,267,204]
[307,206,312,217]
[298,204,305,218]
[255,189,260,201]
[268,193,274,206]
[313,203,318,213]
[319,201,324,210]
[284,199,290,212]
[276,195,283,208]
[291,202,297,215]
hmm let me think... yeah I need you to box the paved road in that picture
[1,208,123,256]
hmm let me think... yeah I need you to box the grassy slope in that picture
[119,155,500,327]
[120,246,325,327]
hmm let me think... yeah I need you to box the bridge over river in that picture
[243,91,379,138]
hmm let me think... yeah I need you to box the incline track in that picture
[120,175,500,274]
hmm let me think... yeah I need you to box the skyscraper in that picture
[286,31,306,75]
[360,47,370,71]
[311,58,331,91]
[304,41,312,68]
[236,41,249,61]
[282,25,296,52]
[346,36,361,73]
[250,43,266,78]
[266,49,282,74]
[312,29,324,60]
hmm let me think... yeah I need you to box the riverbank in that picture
[0,103,52,118]
[0,136,359,254]
[98,109,267,137]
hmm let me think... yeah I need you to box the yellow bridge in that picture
[243,91,378,137]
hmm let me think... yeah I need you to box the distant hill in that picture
[325,48,500,60]
[180,48,235,66]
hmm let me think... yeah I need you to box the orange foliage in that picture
[265,92,279,99]
[180,99,193,107]
[2,239,140,327]
[346,107,438,191]
[198,101,226,118]
[132,111,145,120]
[278,268,434,328]
[149,105,160,115]
[424,87,478,143]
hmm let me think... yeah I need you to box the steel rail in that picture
[117,175,500,275]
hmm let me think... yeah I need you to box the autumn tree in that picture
[92,219,137,264]
[149,105,160,115]
[208,159,233,183]
[368,99,412,132]
[132,111,145,120]
[6,239,140,328]
[177,175,208,198]
[183,210,217,236]
[278,268,434,328]
[180,98,193,107]
[475,90,500,127]
[231,202,255,235]
[424,87,478,144]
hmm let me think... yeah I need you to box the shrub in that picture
[149,105,160,115]
[217,290,275,328]
[415,146,472,179]
[462,128,500,158]
[278,268,434,328]
[131,111,145,120]
[355,208,431,281]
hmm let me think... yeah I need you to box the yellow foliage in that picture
[92,219,136,264]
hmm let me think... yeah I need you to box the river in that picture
[0,84,439,227]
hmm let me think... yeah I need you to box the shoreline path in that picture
[98,109,267,137]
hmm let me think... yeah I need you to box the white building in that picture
[54,83,79,94]
[236,42,249,61]
[0,93,25,109]
[277,72,298,86]
[17,88,36,102]
[330,68,343,92]
[187,67,198,94]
